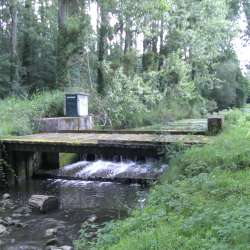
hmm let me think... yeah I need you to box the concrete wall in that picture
[6,151,60,185]
[34,116,93,132]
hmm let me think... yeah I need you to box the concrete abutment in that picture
[6,151,61,185]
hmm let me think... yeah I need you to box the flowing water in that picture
[0,160,166,249]
[38,160,166,181]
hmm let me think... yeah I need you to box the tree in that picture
[57,0,87,88]
[9,0,18,90]
[243,0,250,37]
[0,0,248,116]
[21,0,32,90]
[97,0,109,94]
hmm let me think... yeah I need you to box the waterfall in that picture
[38,160,167,183]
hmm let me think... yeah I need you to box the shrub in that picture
[0,91,64,136]
[89,67,163,128]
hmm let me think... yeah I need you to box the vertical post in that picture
[14,151,31,183]
[6,150,16,186]
[27,152,42,178]
[208,116,224,135]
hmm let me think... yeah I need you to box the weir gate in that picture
[0,128,213,185]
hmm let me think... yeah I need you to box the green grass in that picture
[75,109,250,250]
[59,153,79,167]
[0,91,64,136]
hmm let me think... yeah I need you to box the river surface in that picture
[0,160,165,249]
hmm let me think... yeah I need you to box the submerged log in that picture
[28,195,59,213]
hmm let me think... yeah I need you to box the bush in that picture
[89,64,209,129]
[0,91,64,136]
[89,67,163,128]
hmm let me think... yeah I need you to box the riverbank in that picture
[75,109,250,249]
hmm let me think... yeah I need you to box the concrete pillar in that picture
[208,116,224,135]
[27,152,42,175]
[6,151,16,186]
[13,152,43,184]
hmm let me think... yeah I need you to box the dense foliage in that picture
[0,91,64,136]
[0,0,249,129]
[75,109,250,250]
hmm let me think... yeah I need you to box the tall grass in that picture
[0,91,64,136]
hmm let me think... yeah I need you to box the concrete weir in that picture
[0,114,224,185]
[1,132,209,185]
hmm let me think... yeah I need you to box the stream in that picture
[0,160,166,249]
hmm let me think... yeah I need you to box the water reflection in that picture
[0,178,147,249]
[48,179,145,211]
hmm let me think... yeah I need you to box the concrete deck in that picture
[1,132,209,148]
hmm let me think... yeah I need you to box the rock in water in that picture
[45,247,61,250]
[2,193,10,200]
[0,224,7,235]
[87,215,97,223]
[60,246,73,250]
[45,228,58,237]
[46,238,59,246]
[28,195,59,213]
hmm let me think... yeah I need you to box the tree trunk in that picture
[22,0,32,90]
[97,1,108,94]
[9,0,18,88]
[57,0,82,89]
[243,0,250,37]
[151,21,158,55]
[57,0,68,88]
[58,0,66,29]
[142,37,151,71]
[119,17,124,53]
[124,17,133,54]
[158,18,164,71]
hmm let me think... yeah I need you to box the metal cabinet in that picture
[65,93,88,117]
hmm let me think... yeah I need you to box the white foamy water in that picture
[63,161,89,171]
[56,160,167,180]
[77,160,136,177]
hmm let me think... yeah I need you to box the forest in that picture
[0,0,250,130]
[1,1,250,250]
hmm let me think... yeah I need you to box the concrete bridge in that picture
[0,115,224,185]
[0,131,210,184]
